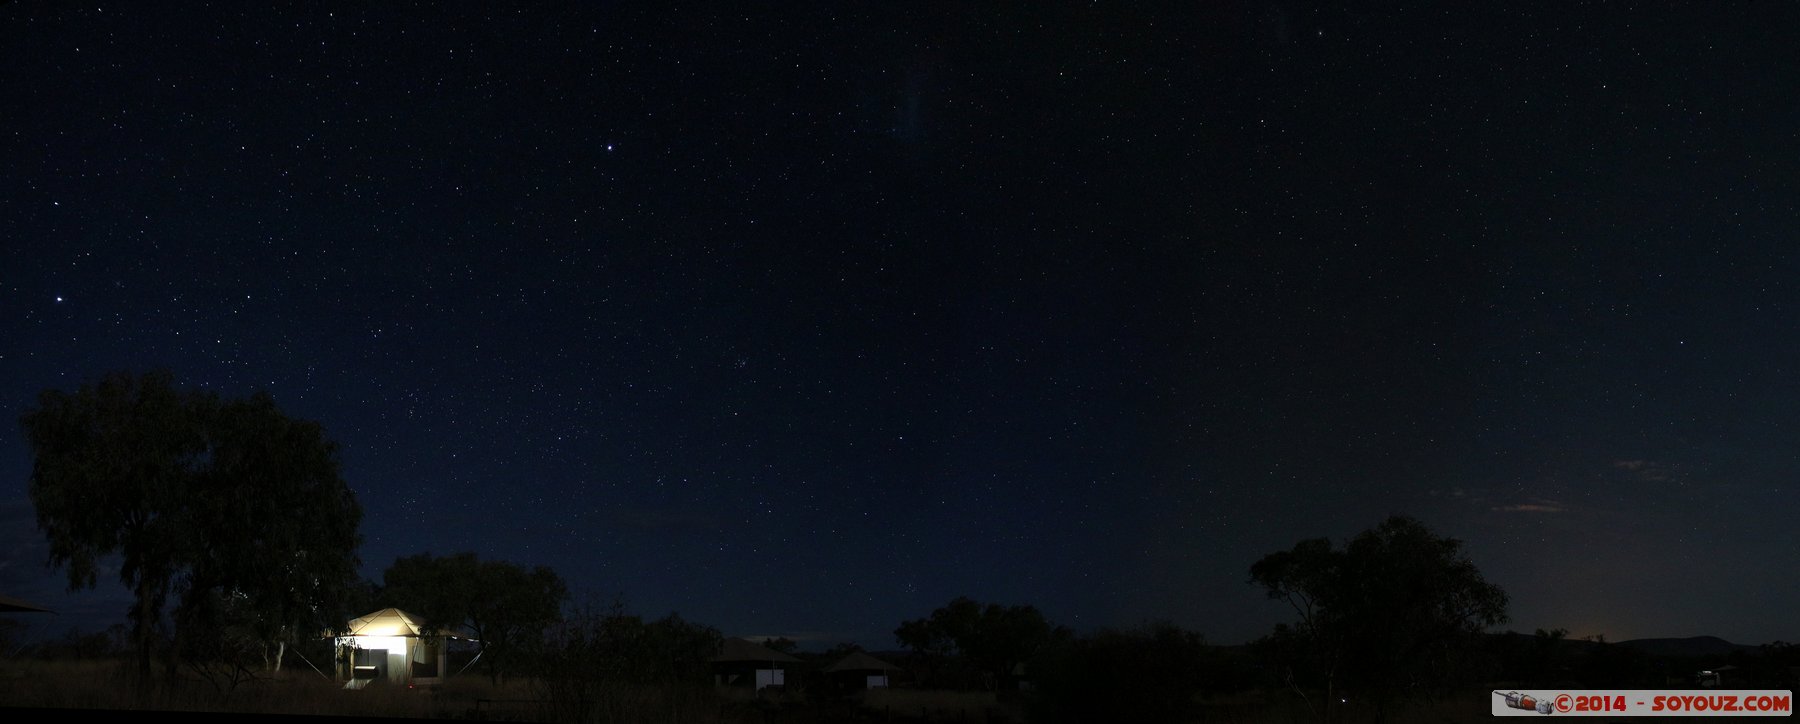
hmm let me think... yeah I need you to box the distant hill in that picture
[1213,632,1767,660]
[1483,632,1763,659]
[1615,636,1758,658]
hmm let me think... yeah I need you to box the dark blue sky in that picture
[2,2,1796,648]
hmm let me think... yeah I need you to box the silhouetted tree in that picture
[535,601,723,723]
[382,551,568,683]
[1029,621,1211,724]
[1250,516,1508,724]
[817,641,863,660]
[1575,634,1655,688]
[895,596,1069,690]
[21,371,363,681]
[1530,628,1570,685]
[32,625,128,661]
[174,390,363,674]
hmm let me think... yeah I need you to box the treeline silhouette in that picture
[13,599,1800,724]
[13,372,1799,723]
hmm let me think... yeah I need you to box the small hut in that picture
[331,608,472,689]
[825,651,902,690]
[711,637,802,691]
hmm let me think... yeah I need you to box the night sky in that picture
[3,3,1796,648]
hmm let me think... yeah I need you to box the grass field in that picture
[1191,689,1494,724]
[0,659,1497,723]
[0,659,535,719]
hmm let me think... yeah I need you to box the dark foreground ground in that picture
[0,659,1518,723]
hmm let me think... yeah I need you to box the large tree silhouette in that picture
[1250,515,1508,724]
[895,596,1068,690]
[382,551,568,683]
[21,371,363,680]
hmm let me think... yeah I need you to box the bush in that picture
[532,603,723,724]
[1027,622,1210,724]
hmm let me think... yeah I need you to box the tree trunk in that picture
[1324,666,1336,724]
[1284,666,1317,723]
[131,575,160,685]
[135,630,153,684]
[264,640,289,672]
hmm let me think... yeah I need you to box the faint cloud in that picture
[735,631,842,644]
[1491,499,1569,514]
[1613,459,1675,482]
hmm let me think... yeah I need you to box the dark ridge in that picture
[1615,636,1760,658]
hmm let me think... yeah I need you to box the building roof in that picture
[710,637,803,663]
[341,607,469,639]
[0,593,53,614]
[825,651,900,673]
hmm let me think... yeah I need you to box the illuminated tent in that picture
[331,608,472,689]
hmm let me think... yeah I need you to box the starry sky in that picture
[2,3,1796,648]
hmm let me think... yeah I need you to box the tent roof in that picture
[0,593,53,614]
[341,607,467,638]
[825,651,899,673]
[710,637,802,663]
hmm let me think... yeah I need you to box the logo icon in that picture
[1496,690,1555,715]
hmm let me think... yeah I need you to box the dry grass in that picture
[0,660,1499,724]
[0,660,762,723]
[859,688,1024,722]
[1191,689,1493,724]
[0,658,541,719]
[0,659,134,710]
